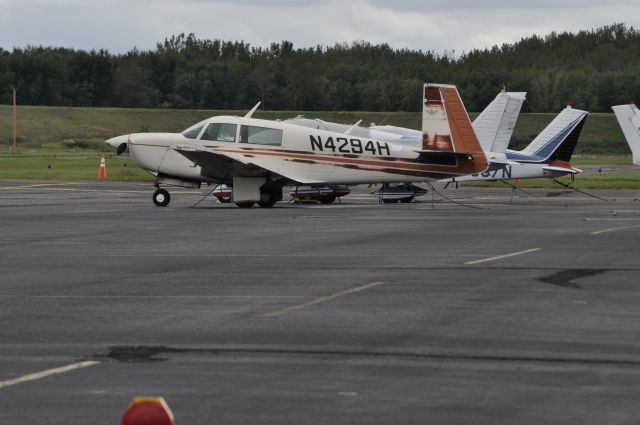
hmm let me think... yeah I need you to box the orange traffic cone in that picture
[122,397,174,425]
[98,157,107,180]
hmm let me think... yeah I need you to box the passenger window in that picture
[201,123,237,142]
[239,125,283,146]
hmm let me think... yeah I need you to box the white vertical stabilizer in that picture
[472,91,526,154]
[612,104,640,166]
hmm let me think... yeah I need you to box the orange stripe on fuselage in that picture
[207,146,466,175]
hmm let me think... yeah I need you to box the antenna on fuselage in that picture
[245,102,262,118]
[344,120,363,136]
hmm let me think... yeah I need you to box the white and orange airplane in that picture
[105,84,488,207]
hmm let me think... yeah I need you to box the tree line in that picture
[1,23,639,113]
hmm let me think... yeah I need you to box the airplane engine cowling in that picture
[127,133,178,173]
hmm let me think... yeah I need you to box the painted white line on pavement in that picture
[590,224,640,235]
[0,360,100,390]
[464,248,541,265]
[260,281,385,318]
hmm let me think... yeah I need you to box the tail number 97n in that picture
[310,135,390,156]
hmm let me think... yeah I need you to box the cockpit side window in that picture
[201,123,237,142]
[181,120,206,139]
[239,125,283,146]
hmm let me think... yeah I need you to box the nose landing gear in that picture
[153,188,171,207]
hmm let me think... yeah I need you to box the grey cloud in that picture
[367,0,633,11]
[184,0,330,6]
[0,0,638,54]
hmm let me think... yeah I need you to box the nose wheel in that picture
[153,188,170,207]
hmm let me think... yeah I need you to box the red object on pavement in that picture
[98,157,107,180]
[122,397,174,425]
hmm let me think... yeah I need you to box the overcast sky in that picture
[0,0,637,54]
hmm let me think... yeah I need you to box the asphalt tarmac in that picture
[1,179,639,424]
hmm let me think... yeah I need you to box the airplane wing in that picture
[174,147,324,184]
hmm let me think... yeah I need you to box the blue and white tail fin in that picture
[472,91,526,154]
[507,106,588,163]
[612,104,640,166]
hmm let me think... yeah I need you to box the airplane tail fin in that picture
[509,106,588,163]
[422,84,488,172]
[612,104,640,166]
[472,91,526,154]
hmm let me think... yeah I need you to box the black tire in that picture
[152,189,170,207]
[400,196,414,203]
[382,198,398,204]
[235,201,254,208]
[258,199,276,208]
[258,188,279,208]
[218,196,232,203]
[319,195,336,204]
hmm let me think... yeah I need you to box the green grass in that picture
[0,105,423,150]
[571,155,635,166]
[0,105,631,154]
[465,172,640,189]
[3,149,636,186]
[0,104,635,185]
[0,150,153,181]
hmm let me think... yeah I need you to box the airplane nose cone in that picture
[105,134,130,155]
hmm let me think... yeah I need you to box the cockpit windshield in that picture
[181,120,207,139]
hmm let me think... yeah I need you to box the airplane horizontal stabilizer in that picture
[413,149,473,158]
[542,166,581,174]
[542,160,582,174]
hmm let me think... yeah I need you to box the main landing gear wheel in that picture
[235,201,255,208]
[257,188,279,208]
[258,192,277,208]
[153,188,170,207]
[258,199,276,208]
[319,195,336,204]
